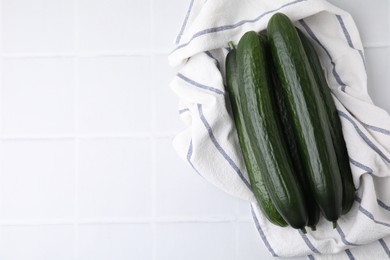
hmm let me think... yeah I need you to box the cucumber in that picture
[225,43,287,227]
[267,13,343,225]
[297,28,355,214]
[236,31,308,230]
[267,51,320,230]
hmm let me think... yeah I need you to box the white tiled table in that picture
[0,0,388,259]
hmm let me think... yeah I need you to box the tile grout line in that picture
[73,66,80,259]
[234,201,245,260]
[150,0,157,259]
[0,132,177,140]
[73,0,80,259]
[150,133,157,260]
[0,44,387,60]
[150,129,157,260]
[233,221,239,260]
[0,0,2,134]
[0,0,3,225]
[0,217,254,226]
[0,50,170,59]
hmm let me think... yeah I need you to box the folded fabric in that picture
[168,0,390,259]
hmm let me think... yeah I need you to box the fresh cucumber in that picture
[297,28,355,214]
[236,31,308,231]
[267,13,343,226]
[225,43,287,227]
[267,50,321,230]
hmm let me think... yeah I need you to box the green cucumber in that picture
[268,51,320,230]
[297,28,355,214]
[225,43,287,227]
[267,13,343,225]
[236,31,308,230]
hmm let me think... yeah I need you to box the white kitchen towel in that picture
[168,0,390,259]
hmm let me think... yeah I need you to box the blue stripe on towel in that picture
[179,108,190,114]
[358,205,390,228]
[335,15,366,67]
[362,123,390,136]
[378,200,390,212]
[250,205,278,257]
[172,0,307,52]
[187,139,202,176]
[338,110,390,163]
[176,0,195,44]
[355,196,390,256]
[349,157,373,174]
[298,19,347,92]
[336,225,360,246]
[379,238,390,257]
[299,230,321,254]
[197,104,251,188]
[205,51,221,71]
[345,249,356,260]
[177,73,225,95]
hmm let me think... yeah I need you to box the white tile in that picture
[0,140,75,220]
[327,0,389,45]
[152,0,191,52]
[236,222,306,260]
[155,138,237,218]
[78,224,152,260]
[78,56,151,134]
[1,58,75,135]
[235,198,252,218]
[155,222,235,260]
[236,222,271,260]
[78,139,152,219]
[0,225,74,260]
[152,55,184,133]
[78,0,150,51]
[365,48,390,113]
[2,0,74,52]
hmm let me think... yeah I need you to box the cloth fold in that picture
[169,0,390,258]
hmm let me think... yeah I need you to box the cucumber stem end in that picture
[310,225,316,231]
[332,221,337,229]
[228,41,235,50]
[301,227,307,234]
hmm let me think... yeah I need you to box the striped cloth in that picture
[168,0,390,259]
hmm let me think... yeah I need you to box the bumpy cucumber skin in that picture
[236,31,308,230]
[267,13,343,223]
[297,29,356,214]
[226,47,287,227]
[268,51,321,229]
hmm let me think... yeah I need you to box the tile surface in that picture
[78,0,151,51]
[2,0,75,52]
[155,223,236,260]
[365,47,390,112]
[78,138,152,219]
[78,56,151,134]
[0,225,74,260]
[0,140,75,220]
[155,137,238,218]
[1,58,75,134]
[78,224,153,260]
